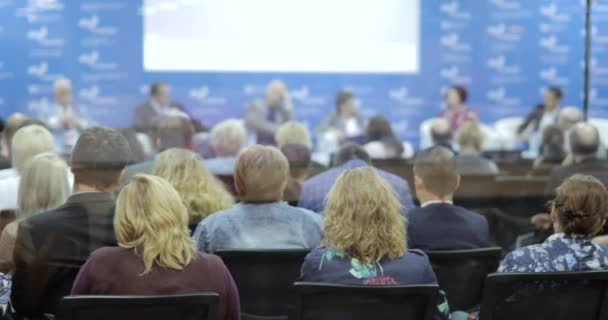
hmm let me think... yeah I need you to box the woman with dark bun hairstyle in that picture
[499,174,608,273]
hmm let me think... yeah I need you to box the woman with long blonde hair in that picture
[299,167,450,319]
[152,148,234,233]
[0,153,70,273]
[71,174,240,320]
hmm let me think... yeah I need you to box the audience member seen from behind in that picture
[440,85,477,133]
[122,114,194,187]
[299,143,414,213]
[205,119,247,175]
[300,167,450,320]
[118,128,147,165]
[545,123,608,194]
[456,122,499,175]
[10,127,130,318]
[430,118,453,151]
[408,146,491,250]
[532,125,566,169]
[363,116,406,159]
[317,90,364,140]
[280,143,312,204]
[245,80,293,145]
[0,153,70,274]
[153,148,234,234]
[275,121,313,150]
[71,174,240,320]
[500,175,608,272]
[0,125,56,211]
[0,113,28,171]
[194,145,322,253]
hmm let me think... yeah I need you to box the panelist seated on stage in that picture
[45,78,91,154]
[245,80,293,145]
[517,86,563,155]
[363,116,406,159]
[317,90,365,141]
[134,81,204,134]
[407,146,491,251]
[439,85,477,134]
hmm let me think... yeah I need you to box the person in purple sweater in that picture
[72,174,240,320]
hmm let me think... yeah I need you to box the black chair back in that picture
[479,271,608,320]
[291,282,439,320]
[215,249,310,319]
[57,293,219,320]
[425,247,502,311]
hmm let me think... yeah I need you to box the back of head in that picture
[275,121,312,149]
[149,81,166,97]
[118,128,146,165]
[430,118,452,146]
[4,113,28,150]
[116,174,194,274]
[559,106,583,130]
[552,174,607,237]
[569,123,600,158]
[280,143,312,178]
[235,145,289,202]
[414,146,459,198]
[18,153,70,220]
[11,125,55,174]
[153,148,233,223]
[366,116,394,141]
[71,127,130,192]
[541,125,566,160]
[210,119,246,157]
[153,115,194,151]
[335,91,354,113]
[333,143,371,166]
[457,121,483,151]
[324,167,406,264]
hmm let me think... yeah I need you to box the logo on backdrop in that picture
[440,33,472,52]
[488,0,522,11]
[27,97,52,115]
[388,87,424,106]
[188,86,227,105]
[487,87,521,106]
[539,35,569,54]
[487,55,521,74]
[487,23,523,42]
[539,3,570,23]
[440,0,471,20]
[78,51,118,70]
[439,65,472,84]
[26,61,62,81]
[539,67,568,85]
[78,85,117,104]
[78,15,118,35]
[26,26,64,47]
[290,86,326,106]
[589,88,608,107]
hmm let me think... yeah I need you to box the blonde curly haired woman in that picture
[299,167,450,320]
[153,148,234,234]
[71,174,240,320]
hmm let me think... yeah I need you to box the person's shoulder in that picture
[290,205,321,219]
[377,168,407,185]
[89,246,129,260]
[200,206,238,227]
[405,248,430,260]
[23,205,68,228]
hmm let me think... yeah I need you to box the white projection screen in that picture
[143,0,420,73]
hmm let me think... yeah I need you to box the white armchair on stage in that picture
[494,117,524,150]
[418,118,506,151]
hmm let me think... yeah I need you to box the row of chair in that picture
[59,271,608,320]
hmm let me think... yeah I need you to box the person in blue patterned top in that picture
[299,167,450,320]
[499,174,608,273]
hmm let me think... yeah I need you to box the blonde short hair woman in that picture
[153,148,234,232]
[71,174,240,320]
[0,153,70,273]
[299,167,449,318]
[275,121,313,149]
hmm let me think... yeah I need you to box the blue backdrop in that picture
[0,0,606,145]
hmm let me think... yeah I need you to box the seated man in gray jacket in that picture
[194,145,322,253]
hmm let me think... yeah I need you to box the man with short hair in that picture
[298,143,414,213]
[11,127,131,318]
[546,123,608,193]
[245,80,293,145]
[407,146,491,250]
[204,119,247,175]
[0,125,55,210]
[430,118,453,150]
[194,145,322,252]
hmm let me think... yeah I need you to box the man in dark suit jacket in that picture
[407,146,491,250]
[546,123,608,193]
[11,127,130,319]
